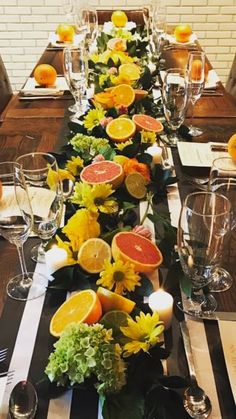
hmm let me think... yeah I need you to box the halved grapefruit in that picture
[80,160,124,188]
[132,114,163,133]
[111,231,163,273]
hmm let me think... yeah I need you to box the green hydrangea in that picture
[70,134,109,156]
[45,323,126,395]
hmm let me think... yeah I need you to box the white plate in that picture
[48,32,85,48]
[204,69,220,89]
[103,21,136,34]
[20,76,69,96]
[165,33,197,45]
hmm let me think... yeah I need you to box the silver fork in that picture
[0,348,8,363]
[0,370,15,385]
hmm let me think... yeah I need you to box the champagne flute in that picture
[85,9,98,49]
[207,157,236,292]
[16,153,63,264]
[187,51,205,136]
[177,191,231,317]
[61,0,73,23]
[162,68,188,146]
[0,162,47,300]
[142,3,153,39]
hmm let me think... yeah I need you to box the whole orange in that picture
[0,180,2,200]
[34,64,57,86]
[174,24,192,43]
[228,133,236,162]
[111,10,128,27]
[56,24,75,42]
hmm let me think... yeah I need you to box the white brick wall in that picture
[0,0,235,91]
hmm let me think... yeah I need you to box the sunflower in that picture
[120,312,164,357]
[97,259,141,295]
[65,156,84,176]
[71,182,118,214]
[83,107,106,131]
[141,130,157,144]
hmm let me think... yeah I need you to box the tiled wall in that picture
[0,0,235,91]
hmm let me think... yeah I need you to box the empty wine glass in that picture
[16,153,64,264]
[73,0,89,37]
[187,51,205,137]
[207,157,236,292]
[85,8,98,50]
[61,0,73,23]
[0,162,47,300]
[162,68,188,146]
[63,47,87,122]
[177,191,231,317]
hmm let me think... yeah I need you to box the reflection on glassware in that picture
[162,68,188,146]
[63,47,87,122]
[187,51,205,137]
[207,157,236,292]
[16,153,63,264]
[177,191,231,317]
[0,162,47,300]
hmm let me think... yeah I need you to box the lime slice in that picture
[125,172,147,199]
[100,310,131,342]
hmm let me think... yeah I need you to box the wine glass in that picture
[162,68,188,146]
[207,157,236,292]
[0,162,47,300]
[61,0,73,23]
[85,9,98,50]
[73,0,89,38]
[142,4,153,39]
[177,191,231,316]
[187,51,205,137]
[16,153,64,264]
[63,47,87,122]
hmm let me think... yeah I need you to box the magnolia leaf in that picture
[99,145,116,161]
[139,66,152,90]
[103,390,145,419]
[121,142,140,158]
[145,386,190,419]
[136,153,153,165]
[158,375,188,389]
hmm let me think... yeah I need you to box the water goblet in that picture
[162,68,188,146]
[207,157,236,292]
[187,51,205,137]
[177,191,231,317]
[16,152,64,264]
[0,162,47,300]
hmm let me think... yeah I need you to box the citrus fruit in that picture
[49,290,102,337]
[228,133,236,162]
[100,310,131,341]
[205,62,210,81]
[112,231,163,273]
[111,10,128,28]
[125,172,147,199]
[113,155,130,167]
[112,84,135,107]
[190,59,204,81]
[78,238,112,274]
[80,160,124,188]
[34,64,57,86]
[174,24,192,43]
[119,63,141,81]
[56,23,75,42]
[132,114,163,133]
[106,118,136,142]
[134,89,148,101]
[97,287,135,314]
[0,180,2,200]
[107,38,126,51]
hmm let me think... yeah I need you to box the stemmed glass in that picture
[0,162,47,300]
[142,4,153,39]
[177,191,231,316]
[61,0,73,23]
[63,47,87,122]
[84,9,98,50]
[207,157,236,292]
[16,153,64,264]
[187,51,205,136]
[152,1,166,57]
[162,68,188,146]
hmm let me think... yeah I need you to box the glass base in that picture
[7,272,47,301]
[164,134,179,147]
[188,126,203,137]
[176,293,217,318]
[31,243,45,264]
[208,267,233,292]
[68,103,77,113]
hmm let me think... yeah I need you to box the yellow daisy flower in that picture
[115,139,133,150]
[97,259,141,295]
[55,235,77,265]
[71,182,118,214]
[65,156,84,176]
[84,107,106,131]
[120,312,164,357]
[141,130,157,144]
[47,167,74,190]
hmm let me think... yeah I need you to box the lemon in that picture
[125,172,147,199]
[113,155,130,167]
[111,11,128,28]
[119,63,141,81]
[97,287,135,314]
[78,238,112,274]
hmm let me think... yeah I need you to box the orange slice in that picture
[97,287,135,314]
[112,84,135,107]
[228,133,236,162]
[106,118,136,142]
[132,114,163,133]
[134,89,148,101]
[49,290,102,337]
[78,238,112,274]
[119,63,141,81]
[111,10,128,28]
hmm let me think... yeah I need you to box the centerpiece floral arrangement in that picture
[44,10,189,419]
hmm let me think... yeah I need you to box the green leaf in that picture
[99,144,116,161]
[103,390,145,419]
[136,153,153,165]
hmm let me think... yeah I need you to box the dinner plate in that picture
[103,21,136,34]
[20,76,69,96]
[48,32,84,48]
[164,32,197,45]
[204,69,220,89]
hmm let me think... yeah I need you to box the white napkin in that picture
[20,76,69,97]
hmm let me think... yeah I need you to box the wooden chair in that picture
[225,53,236,100]
[0,55,13,115]
[96,9,144,25]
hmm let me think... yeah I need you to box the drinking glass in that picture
[61,0,73,23]
[63,47,87,122]
[16,153,63,264]
[73,0,89,37]
[177,191,231,316]
[207,157,236,292]
[0,162,47,300]
[85,9,98,49]
[142,4,153,39]
[162,68,188,146]
[187,51,205,136]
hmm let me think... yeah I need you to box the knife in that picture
[187,311,236,322]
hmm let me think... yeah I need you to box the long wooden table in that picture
[0,44,236,418]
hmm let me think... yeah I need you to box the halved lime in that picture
[125,172,147,199]
[100,310,131,342]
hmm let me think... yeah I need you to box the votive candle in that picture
[146,144,163,165]
[45,246,68,275]
[148,289,173,329]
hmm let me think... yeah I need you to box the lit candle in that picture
[148,289,173,329]
[146,144,163,165]
[45,246,69,276]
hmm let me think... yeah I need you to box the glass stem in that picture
[189,99,195,129]
[16,245,32,286]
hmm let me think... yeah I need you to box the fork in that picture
[0,348,8,363]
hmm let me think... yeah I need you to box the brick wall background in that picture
[0,0,235,91]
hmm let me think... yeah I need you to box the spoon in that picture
[9,380,38,419]
[180,322,212,418]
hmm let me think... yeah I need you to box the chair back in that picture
[0,55,13,114]
[225,53,236,100]
[96,9,144,25]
